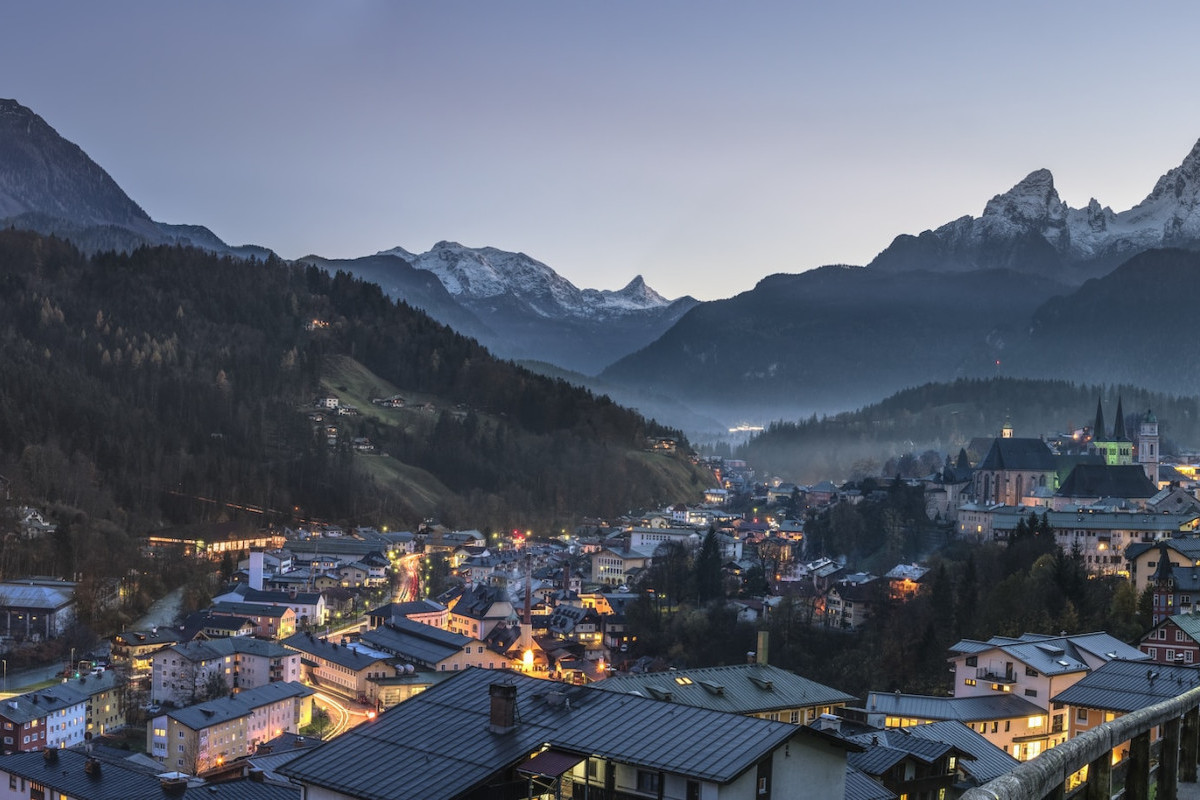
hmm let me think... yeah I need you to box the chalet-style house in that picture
[1139,614,1200,664]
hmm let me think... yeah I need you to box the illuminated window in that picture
[1029,716,1044,728]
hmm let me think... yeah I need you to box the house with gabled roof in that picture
[359,617,520,674]
[844,728,967,800]
[280,632,393,702]
[151,638,301,705]
[1139,613,1200,664]
[946,631,1148,760]
[1051,659,1200,753]
[902,720,1021,788]
[279,667,860,800]
[148,681,313,775]
[595,662,855,725]
[1126,535,1200,594]
[863,691,1048,763]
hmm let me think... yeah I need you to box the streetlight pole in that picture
[3,659,6,693]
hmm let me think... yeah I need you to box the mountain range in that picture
[3,96,1200,437]
[303,243,697,374]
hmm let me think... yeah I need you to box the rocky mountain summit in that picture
[871,138,1200,279]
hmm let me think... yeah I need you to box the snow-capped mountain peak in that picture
[872,136,1200,276]
[374,241,679,319]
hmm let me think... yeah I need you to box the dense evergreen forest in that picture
[0,231,703,543]
[739,377,1200,483]
[623,483,1146,698]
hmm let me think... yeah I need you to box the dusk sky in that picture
[7,2,1200,301]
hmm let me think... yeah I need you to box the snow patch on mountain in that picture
[875,137,1200,273]
[376,241,676,319]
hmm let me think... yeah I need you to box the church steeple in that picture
[1113,397,1127,441]
[1093,398,1107,442]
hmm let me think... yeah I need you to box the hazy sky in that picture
[6,2,1200,300]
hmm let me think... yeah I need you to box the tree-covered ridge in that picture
[738,377,1200,483]
[0,230,701,532]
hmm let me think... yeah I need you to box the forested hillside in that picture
[0,231,702,534]
[738,377,1200,482]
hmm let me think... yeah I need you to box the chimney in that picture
[250,550,265,591]
[488,682,518,734]
[757,630,769,666]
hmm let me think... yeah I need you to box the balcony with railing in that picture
[962,682,1200,800]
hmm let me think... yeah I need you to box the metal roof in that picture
[902,721,1019,783]
[359,619,472,667]
[846,729,955,777]
[864,692,1043,722]
[0,750,164,800]
[163,637,293,663]
[845,766,897,800]
[167,681,312,730]
[282,633,391,671]
[280,668,849,800]
[594,663,855,714]
[0,684,88,724]
[949,632,1144,675]
[0,581,74,609]
[1050,659,1200,712]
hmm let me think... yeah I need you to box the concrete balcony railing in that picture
[962,683,1200,800]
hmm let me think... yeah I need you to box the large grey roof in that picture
[0,683,88,724]
[865,692,1043,722]
[282,633,392,671]
[0,749,299,800]
[163,637,293,663]
[1126,536,1200,562]
[948,632,1145,675]
[594,663,855,714]
[1050,659,1200,712]
[902,721,1019,783]
[359,619,473,667]
[0,581,74,609]
[167,681,312,730]
[280,667,852,800]
[1056,464,1158,500]
[976,438,1056,472]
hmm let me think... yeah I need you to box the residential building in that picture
[281,632,394,702]
[946,632,1147,760]
[1051,659,1200,761]
[0,749,301,800]
[280,667,859,800]
[591,546,654,586]
[863,691,1050,760]
[1139,614,1200,664]
[596,662,855,724]
[0,686,86,754]
[210,601,297,640]
[110,627,182,677]
[149,681,312,774]
[213,586,327,627]
[151,638,301,705]
[359,618,519,675]
[444,584,516,640]
[1126,536,1200,594]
